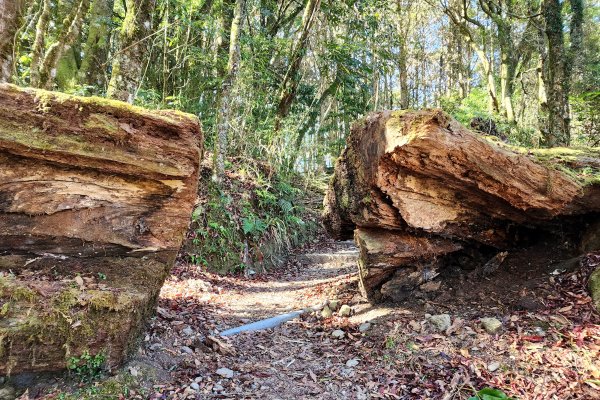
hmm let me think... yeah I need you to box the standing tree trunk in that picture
[213,0,247,181]
[107,0,153,103]
[274,0,321,132]
[0,0,25,82]
[78,0,115,90]
[539,0,583,147]
[30,0,51,87]
[33,0,91,89]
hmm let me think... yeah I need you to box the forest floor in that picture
[31,237,600,400]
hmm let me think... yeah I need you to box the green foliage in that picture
[184,164,319,273]
[67,351,106,382]
[468,387,516,400]
[571,91,600,146]
[440,88,490,127]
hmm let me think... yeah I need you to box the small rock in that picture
[182,327,194,336]
[480,317,502,334]
[487,362,500,372]
[149,343,162,351]
[331,329,345,339]
[216,367,234,379]
[358,322,371,332]
[190,382,200,391]
[321,305,333,318]
[338,304,351,317]
[427,314,451,332]
[346,359,359,367]
[213,384,224,392]
[181,345,194,354]
[328,299,340,311]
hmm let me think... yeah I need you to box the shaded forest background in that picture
[1,0,599,176]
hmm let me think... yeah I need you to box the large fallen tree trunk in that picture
[0,84,202,375]
[323,110,600,301]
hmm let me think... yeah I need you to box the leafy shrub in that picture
[67,351,106,382]
[183,163,320,273]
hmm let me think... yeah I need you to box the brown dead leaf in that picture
[205,335,236,356]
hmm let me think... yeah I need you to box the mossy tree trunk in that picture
[274,0,322,132]
[107,0,154,103]
[0,0,26,82]
[30,0,91,89]
[213,0,246,182]
[539,0,583,147]
[78,0,115,90]
[0,83,202,374]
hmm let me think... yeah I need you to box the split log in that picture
[355,228,462,301]
[324,109,600,302]
[0,84,202,375]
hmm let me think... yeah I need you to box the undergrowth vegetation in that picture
[182,157,324,273]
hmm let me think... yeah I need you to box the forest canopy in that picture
[1,0,598,175]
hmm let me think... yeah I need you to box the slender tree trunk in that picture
[213,0,246,181]
[35,0,91,88]
[107,0,154,103]
[539,0,582,146]
[0,0,25,82]
[274,0,321,132]
[30,0,51,87]
[78,0,115,89]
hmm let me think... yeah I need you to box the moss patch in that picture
[0,255,170,375]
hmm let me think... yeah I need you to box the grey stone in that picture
[213,384,224,392]
[216,367,234,379]
[427,314,451,332]
[480,317,502,334]
[321,305,333,319]
[181,346,194,354]
[358,322,372,332]
[346,359,359,368]
[149,343,162,351]
[190,382,200,391]
[487,362,500,372]
[331,329,345,339]
[182,327,194,336]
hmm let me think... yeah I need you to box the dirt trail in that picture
[28,239,600,400]
[210,240,359,323]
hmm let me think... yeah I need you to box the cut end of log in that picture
[0,84,202,374]
[323,109,600,302]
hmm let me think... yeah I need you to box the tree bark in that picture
[539,0,583,147]
[323,110,600,302]
[78,0,115,89]
[213,0,247,181]
[107,0,154,103]
[0,83,202,374]
[274,0,321,132]
[32,0,91,88]
[30,0,51,87]
[0,0,25,82]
